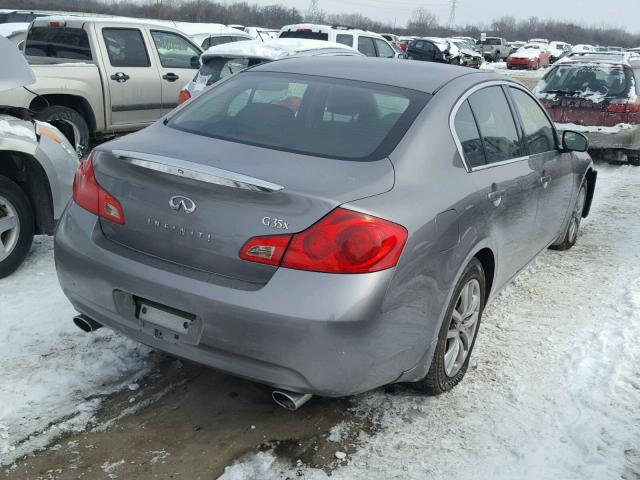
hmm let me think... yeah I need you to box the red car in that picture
[535,52,640,165]
[507,43,551,69]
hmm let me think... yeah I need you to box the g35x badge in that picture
[262,216,289,230]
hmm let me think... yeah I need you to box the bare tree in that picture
[407,7,438,36]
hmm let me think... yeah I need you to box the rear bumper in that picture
[558,124,640,151]
[55,203,423,397]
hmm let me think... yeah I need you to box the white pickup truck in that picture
[0,16,203,156]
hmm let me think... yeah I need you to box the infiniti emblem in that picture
[169,195,196,214]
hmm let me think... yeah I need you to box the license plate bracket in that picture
[135,298,195,335]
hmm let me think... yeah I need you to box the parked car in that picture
[507,43,552,70]
[381,33,402,51]
[179,38,361,103]
[0,9,52,23]
[477,37,510,62]
[407,38,460,64]
[55,56,596,407]
[528,38,549,45]
[508,41,526,55]
[607,46,624,53]
[279,24,400,58]
[572,44,594,53]
[244,27,279,41]
[398,36,416,52]
[548,41,572,63]
[448,38,484,68]
[0,37,78,277]
[171,23,253,49]
[0,16,203,157]
[535,52,640,165]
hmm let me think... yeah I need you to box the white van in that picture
[278,24,400,58]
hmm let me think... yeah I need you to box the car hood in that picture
[460,47,481,57]
[0,36,35,93]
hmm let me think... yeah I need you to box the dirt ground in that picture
[2,354,375,480]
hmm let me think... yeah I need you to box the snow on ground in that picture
[0,238,151,465]
[219,163,640,479]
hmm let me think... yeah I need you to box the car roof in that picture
[201,38,359,62]
[279,23,384,39]
[249,56,494,94]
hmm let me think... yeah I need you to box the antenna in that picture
[448,0,457,29]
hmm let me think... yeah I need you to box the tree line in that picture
[3,0,639,47]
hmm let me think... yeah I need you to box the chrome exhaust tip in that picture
[73,314,103,333]
[271,390,312,411]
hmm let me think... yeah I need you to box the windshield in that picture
[540,64,632,97]
[169,71,429,161]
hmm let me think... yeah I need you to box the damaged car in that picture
[0,37,78,277]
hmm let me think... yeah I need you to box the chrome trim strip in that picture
[449,80,535,173]
[112,150,284,192]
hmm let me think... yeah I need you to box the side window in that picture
[467,86,522,164]
[411,41,424,50]
[454,100,486,168]
[423,42,436,53]
[201,37,212,49]
[151,31,201,69]
[357,36,377,57]
[336,34,353,47]
[374,38,396,58]
[102,28,150,67]
[509,87,556,155]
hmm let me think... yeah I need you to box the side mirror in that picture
[562,130,589,152]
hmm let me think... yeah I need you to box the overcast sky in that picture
[258,0,639,32]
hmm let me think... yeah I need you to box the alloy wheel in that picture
[444,278,481,377]
[0,195,20,262]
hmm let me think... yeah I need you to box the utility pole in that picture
[448,0,457,29]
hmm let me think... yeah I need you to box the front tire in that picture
[35,106,89,157]
[0,176,34,278]
[413,259,486,395]
[550,182,587,251]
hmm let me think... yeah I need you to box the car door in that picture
[454,85,541,284]
[507,86,574,248]
[98,26,163,127]
[148,29,202,114]
[373,38,397,58]
[357,36,377,57]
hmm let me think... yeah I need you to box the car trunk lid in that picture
[93,124,395,285]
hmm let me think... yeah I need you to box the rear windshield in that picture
[25,27,93,61]
[169,72,429,161]
[540,64,632,97]
[279,31,329,41]
[196,57,264,86]
[480,38,501,46]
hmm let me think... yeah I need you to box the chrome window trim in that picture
[449,80,538,173]
[112,150,284,192]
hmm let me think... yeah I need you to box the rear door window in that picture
[467,86,522,164]
[336,34,353,47]
[25,26,93,61]
[357,36,377,57]
[151,31,201,69]
[454,100,486,168]
[509,88,556,155]
[102,28,149,67]
[169,72,429,161]
[374,38,396,58]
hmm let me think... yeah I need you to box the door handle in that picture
[540,175,552,189]
[162,73,180,82]
[487,190,505,207]
[110,72,130,83]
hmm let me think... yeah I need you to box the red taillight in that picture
[296,28,313,32]
[178,88,191,105]
[73,153,125,225]
[48,21,65,27]
[605,98,640,113]
[239,234,292,266]
[239,208,407,274]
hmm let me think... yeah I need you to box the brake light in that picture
[239,208,407,273]
[178,88,191,105]
[73,153,125,225]
[605,98,640,113]
[48,21,65,27]
[296,29,312,32]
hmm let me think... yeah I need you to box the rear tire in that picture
[413,259,486,395]
[35,106,89,158]
[0,176,34,278]
[550,181,587,251]
[628,153,640,166]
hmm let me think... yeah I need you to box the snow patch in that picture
[556,122,634,134]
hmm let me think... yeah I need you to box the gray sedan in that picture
[54,57,596,406]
